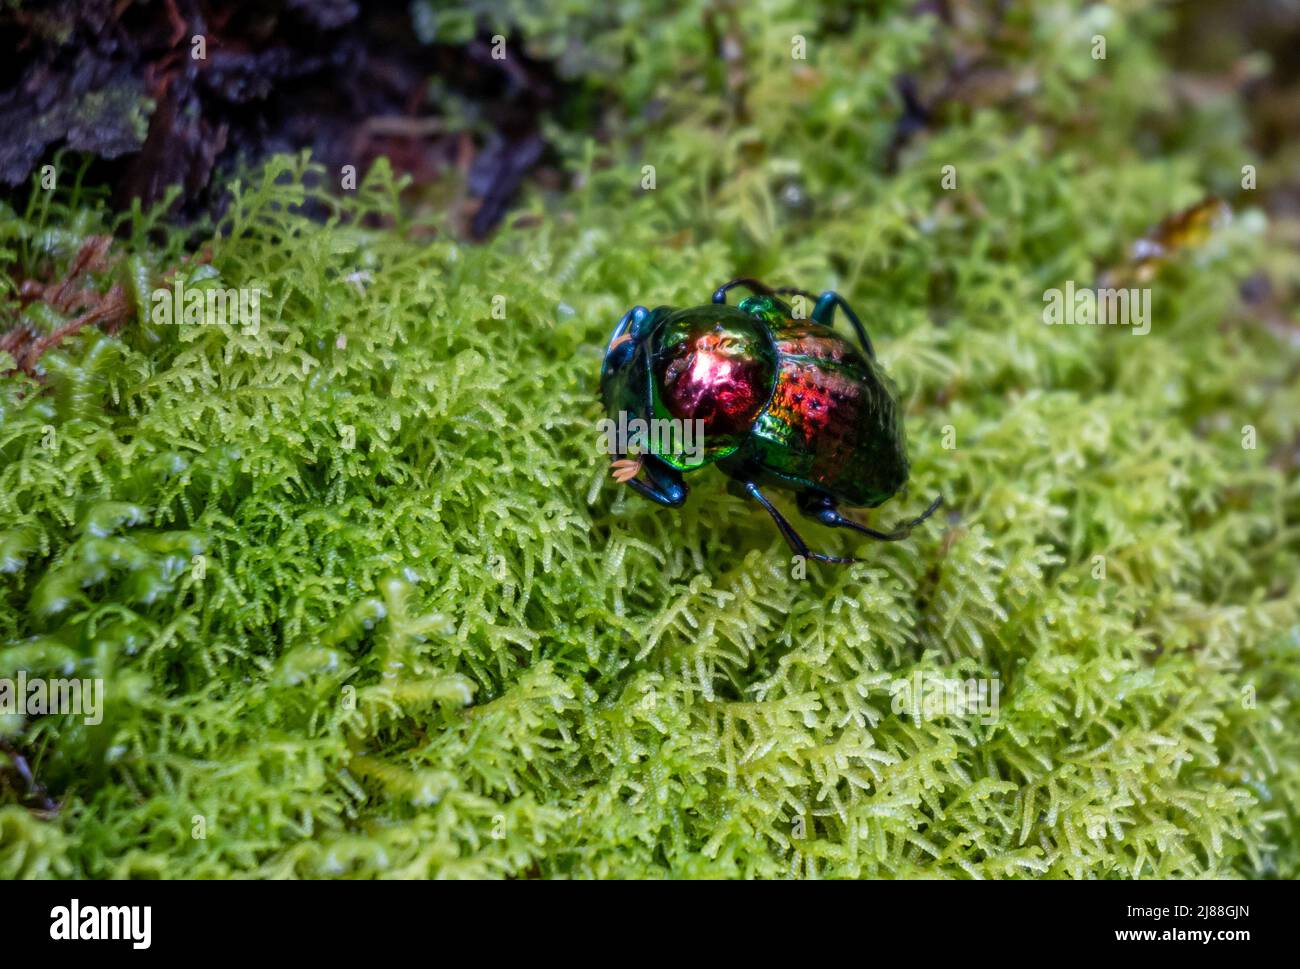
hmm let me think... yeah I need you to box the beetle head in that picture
[599,305,660,425]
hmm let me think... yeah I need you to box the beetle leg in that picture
[798,491,943,541]
[807,290,876,360]
[742,482,859,564]
[773,286,817,300]
[620,453,689,508]
[712,278,776,304]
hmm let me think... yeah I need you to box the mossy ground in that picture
[1,2,1298,878]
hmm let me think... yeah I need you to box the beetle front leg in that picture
[617,453,689,508]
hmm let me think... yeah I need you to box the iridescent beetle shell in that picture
[603,296,908,503]
[725,296,908,508]
[600,281,938,564]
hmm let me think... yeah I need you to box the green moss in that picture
[1,2,1298,878]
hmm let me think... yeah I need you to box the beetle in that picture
[599,277,942,564]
